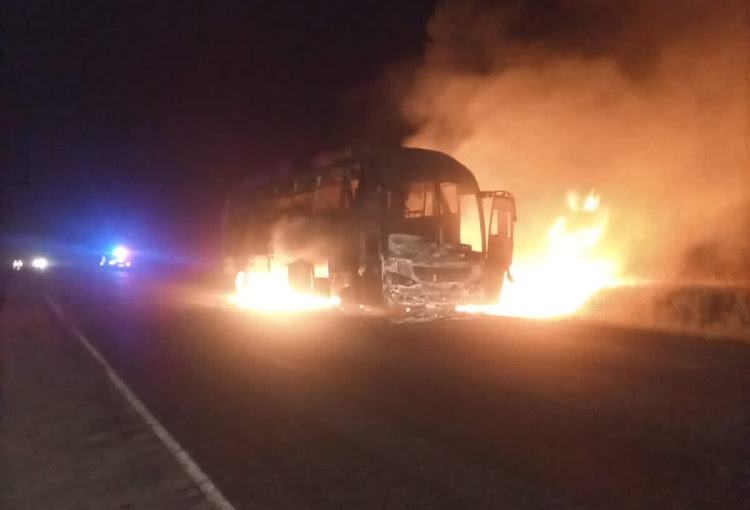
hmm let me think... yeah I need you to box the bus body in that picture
[222,147,516,312]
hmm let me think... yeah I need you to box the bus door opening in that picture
[481,191,516,301]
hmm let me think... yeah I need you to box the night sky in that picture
[4,0,437,255]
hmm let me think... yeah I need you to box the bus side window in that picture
[491,196,513,238]
[343,177,360,209]
[350,178,360,200]
[489,209,511,238]
[315,172,343,214]
[293,179,315,214]
[273,184,294,211]
[345,163,361,209]
[498,211,512,238]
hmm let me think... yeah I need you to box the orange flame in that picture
[459,191,619,318]
[230,266,340,313]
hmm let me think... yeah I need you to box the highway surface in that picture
[25,266,750,509]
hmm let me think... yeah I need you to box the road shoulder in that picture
[1,281,218,510]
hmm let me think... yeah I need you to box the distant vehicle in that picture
[9,255,50,271]
[30,257,49,271]
[223,146,516,313]
[100,246,132,268]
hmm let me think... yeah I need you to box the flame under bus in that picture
[223,147,516,314]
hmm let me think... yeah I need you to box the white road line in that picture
[44,294,238,510]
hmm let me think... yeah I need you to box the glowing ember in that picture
[459,191,620,318]
[230,266,340,313]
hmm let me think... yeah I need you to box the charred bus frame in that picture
[223,147,516,312]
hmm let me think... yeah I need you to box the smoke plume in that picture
[402,0,749,280]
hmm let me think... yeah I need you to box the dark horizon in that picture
[4,0,437,255]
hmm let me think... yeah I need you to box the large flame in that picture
[230,265,340,313]
[460,191,620,318]
[230,192,617,317]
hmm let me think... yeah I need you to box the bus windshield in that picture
[385,181,483,252]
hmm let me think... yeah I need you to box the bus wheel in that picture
[288,260,313,293]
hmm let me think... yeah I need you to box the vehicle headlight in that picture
[31,257,49,270]
[384,271,417,287]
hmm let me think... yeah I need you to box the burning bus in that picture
[222,147,516,313]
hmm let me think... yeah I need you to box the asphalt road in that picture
[31,267,750,509]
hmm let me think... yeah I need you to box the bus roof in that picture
[312,147,479,188]
[229,147,480,204]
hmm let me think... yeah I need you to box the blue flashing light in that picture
[112,246,130,261]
